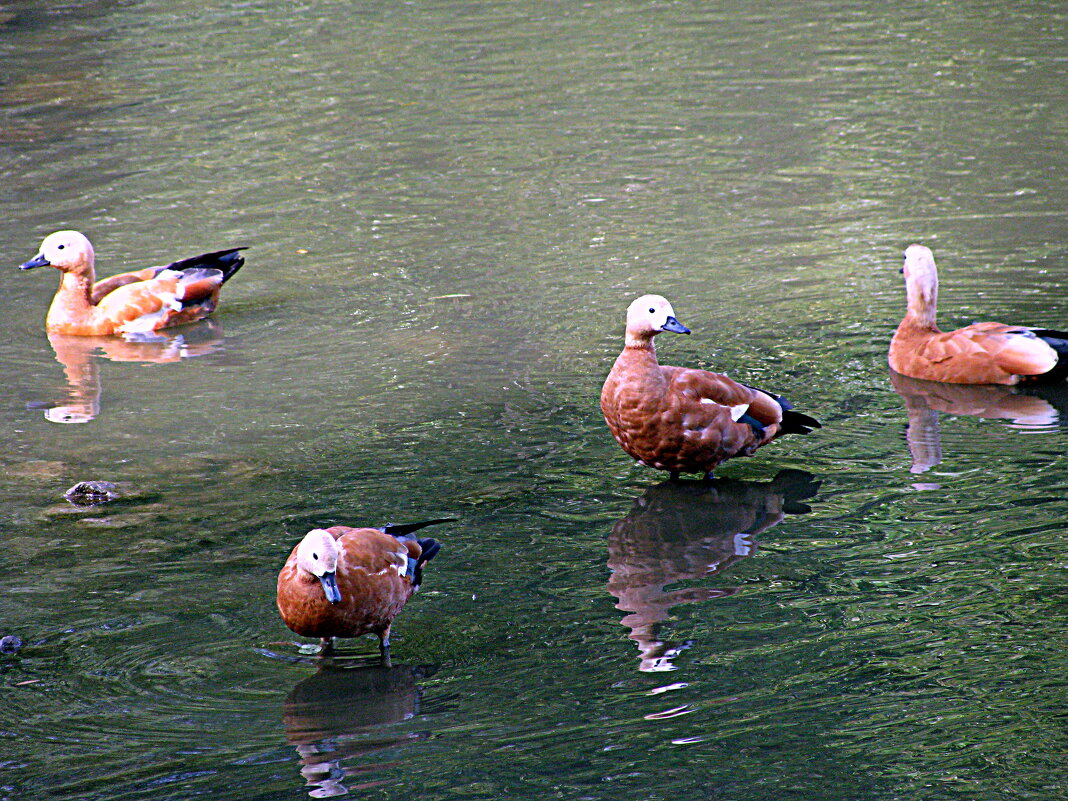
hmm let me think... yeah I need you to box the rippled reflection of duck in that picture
[283,662,433,798]
[889,369,1067,475]
[607,471,819,671]
[37,321,224,423]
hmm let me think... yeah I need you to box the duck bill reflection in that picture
[318,572,342,604]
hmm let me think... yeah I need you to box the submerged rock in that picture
[64,480,120,506]
[0,635,23,655]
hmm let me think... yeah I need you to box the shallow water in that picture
[1,1,1066,799]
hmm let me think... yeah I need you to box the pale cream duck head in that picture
[902,244,939,325]
[625,294,691,345]
[296,529,342,604]
[21,230,96,276]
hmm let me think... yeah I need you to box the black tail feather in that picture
[738,382,820,435]
[380,518,455,537]
[1032,329,1068,383]
[416,537,442,564]
[165,247,246,283]
[409,536,443,588]
[382,521,451,588]
[780,408,821,436]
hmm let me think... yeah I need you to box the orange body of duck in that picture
[889,244,1068,385]
[20,230,245,336]
[276,520,447,655]
[600,295,820,480]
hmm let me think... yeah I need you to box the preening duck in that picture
[889,244,1068,385]
[20,230,245,336]
[276,519,449,656]
[600,295,820,480]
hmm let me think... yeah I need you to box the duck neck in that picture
[899,308,938,334]
[47,271,95,325]
[624,331,657,352]
[904,276,938,330]
[619,335,664,383]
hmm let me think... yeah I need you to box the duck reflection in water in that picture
[889,369,1068,477]
[38,320,224,423]
[283,659,435,798]
[608,470,819,672]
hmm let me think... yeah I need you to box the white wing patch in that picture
[700,397,750,421]
[349,550,409,577]
[120,305,173,334]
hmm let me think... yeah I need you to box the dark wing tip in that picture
[416,537,441,564]
[380,518,456,537]
[164,248,246,283]
[780,409,821,435]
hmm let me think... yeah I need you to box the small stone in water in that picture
[0,635,24,654]
[64,481,120,506]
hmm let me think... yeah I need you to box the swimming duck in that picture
[889,244,1068,385]
[20,230,245,336]
[276,520,448,656]
[601,295,820,480]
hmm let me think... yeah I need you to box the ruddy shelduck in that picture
[276,520,449,656]
[20,230,245,336]
[601,295,820,480]
[889,244,1068,385]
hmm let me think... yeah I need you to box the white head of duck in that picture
[21,230,96,276]
[625,294,691,347]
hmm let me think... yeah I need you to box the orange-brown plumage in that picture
[601,295,819,479]
[276,521,446,655]
[889,245,1068,385]
[20,230,244,336]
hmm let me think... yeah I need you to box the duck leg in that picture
[319,636,336,655]
[378,625,393,667]
[669,471,681,482]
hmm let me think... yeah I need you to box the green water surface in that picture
[1,1,1066,799]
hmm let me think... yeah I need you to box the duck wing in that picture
[164,248,246,283]
[91,266,168,304]
[925,323,1058,377]
[95,270,226,333]
[90,248,245,305]
[664,366,787,435]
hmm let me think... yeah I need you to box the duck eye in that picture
[57,244,65,250]
[648,307,655,313]
[312,552,318,560]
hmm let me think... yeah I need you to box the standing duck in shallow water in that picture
[20,230,245,336]
[600,295,820,480]
[276,520,448,657]
[889,244,1068,385]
